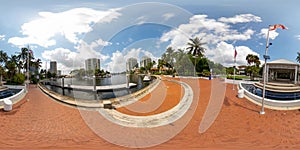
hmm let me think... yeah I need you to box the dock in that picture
[47,82,137,91]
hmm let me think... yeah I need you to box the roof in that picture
[267,59,299,66]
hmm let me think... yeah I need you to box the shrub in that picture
[6,73,26,85]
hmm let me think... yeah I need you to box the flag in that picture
[29,49,33,56]
[269,24,287,31]
[234,48,237,59]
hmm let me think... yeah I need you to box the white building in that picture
[140,56,152,68]
[126,57,138,71]
[49,61,57,74]
[85,58,100,71]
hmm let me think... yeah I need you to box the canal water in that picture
[43,74,154,100]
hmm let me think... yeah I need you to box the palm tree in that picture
[32,58,42,72]
[186,37,206,57]
[246,54,260,80]
[296,52,300,63]
[246,54,260,67]
[5,61,17,77]
[17,47,30,73]
[0,50,8,85]
[186,37,206,76]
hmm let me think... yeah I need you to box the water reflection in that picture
[241,83,300,100]
[43,74,153,100]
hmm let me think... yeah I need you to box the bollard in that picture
[238,89,244,98]
[3,99,12,111]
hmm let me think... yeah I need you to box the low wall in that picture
[239,83,300,110]
[39,76,161,109]
[0,86,27,108]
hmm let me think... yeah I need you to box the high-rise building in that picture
[126,57,138,71]
[49,61,57,74]
[140,56,152,68]
[85,58,100,72]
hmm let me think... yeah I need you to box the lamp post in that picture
[261,25,272,115]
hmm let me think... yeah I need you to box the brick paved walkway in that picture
[0,85,123,150]
[0,78,299,150]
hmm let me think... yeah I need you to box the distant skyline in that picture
[0,0,299,73]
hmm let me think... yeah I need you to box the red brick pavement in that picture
[0,79,300,150]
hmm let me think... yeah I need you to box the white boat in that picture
[143,75,151,82]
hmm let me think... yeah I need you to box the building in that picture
[85,58,100,72]
[49,61,57,74]
[140,56,152,68]
[57,70,62,76]
[126,58,138,71]
[237,65,247,75]
[264,59,299,84]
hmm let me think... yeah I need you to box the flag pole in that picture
[233,47,237,90]
[27,45,30,86]
[260,25,271,115]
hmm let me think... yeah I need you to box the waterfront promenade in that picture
[0,77,300,149]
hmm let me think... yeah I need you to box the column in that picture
[266,65,269,82]
[295,66,298,84]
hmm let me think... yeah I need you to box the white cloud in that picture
[206,41,260,67]
[76,39,110,62]
[8,7,122,48]
[42,48,78,67]
[0,35,5,41]
[41,37,110,73]
[160,14,256,50]
[162,13,175,21]
[218,14,262,24]
[258,28,279,40]
[136,16,147,25]
[106,48,156,72]
[295,35,300,40]
[159,13,260,66]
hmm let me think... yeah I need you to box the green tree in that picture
[246,54,260,67]
[186,37,206,58]
[186,37,206,76]
[245,54,260,80]
[0,50,8,85]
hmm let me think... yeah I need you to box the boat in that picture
[143,75,151,82]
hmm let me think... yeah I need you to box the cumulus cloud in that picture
[0,35,5,41]
[106,48,156,72]
[206,41,260,67]
[258,28,279,40]
[159,13,261,66]
[160,14,255,49]
[218,14,262,24]
[42,47,80,72]
[8,7,122,48]
[41,37,110,73]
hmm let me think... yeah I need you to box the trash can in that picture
[208,76,211,80]
[3,99,12,111]
[238,89,244,98]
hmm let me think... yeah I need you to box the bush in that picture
[226,75,243,80]
[6,73,26,85]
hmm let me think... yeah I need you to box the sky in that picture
[0,0,299,74]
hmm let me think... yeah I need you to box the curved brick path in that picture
[0,85,121,150]
[1,78,300,150]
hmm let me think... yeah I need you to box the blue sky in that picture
[0,0,299,73]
